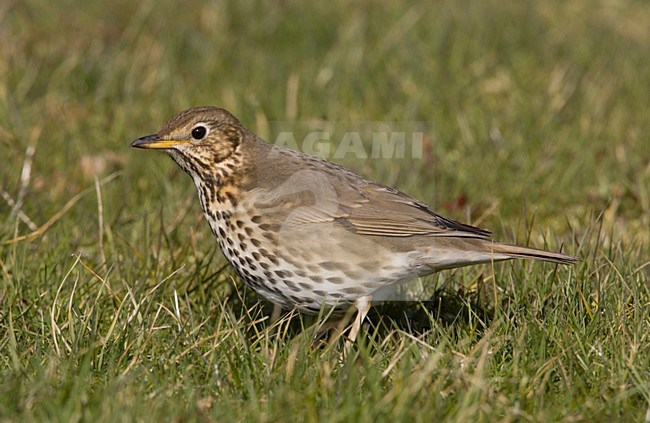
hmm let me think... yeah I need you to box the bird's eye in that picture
[191,126,208,140]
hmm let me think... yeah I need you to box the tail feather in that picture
[487,242,577,265]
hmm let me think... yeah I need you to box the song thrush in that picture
[131,106,576,340]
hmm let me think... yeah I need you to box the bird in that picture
[131,106,576,341]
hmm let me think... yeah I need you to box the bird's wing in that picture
[248,151,491,240]
[341,184,492,239]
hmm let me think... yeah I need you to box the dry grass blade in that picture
[1,172,121,245]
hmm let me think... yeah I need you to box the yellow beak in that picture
[130,134,191,149]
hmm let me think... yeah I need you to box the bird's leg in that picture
[347,296,371,342]
[270,303,283,324]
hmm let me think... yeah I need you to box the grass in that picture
[1,0,649,421]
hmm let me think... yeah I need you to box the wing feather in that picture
[246,143,491,240]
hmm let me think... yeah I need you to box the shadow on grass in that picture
[184,265,495,342]
[233,286,494,342]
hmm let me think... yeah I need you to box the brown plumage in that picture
[131,106,576,340]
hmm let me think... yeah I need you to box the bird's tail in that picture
[486,242,577,265]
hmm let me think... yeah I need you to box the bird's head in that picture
[131,106,244,176]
